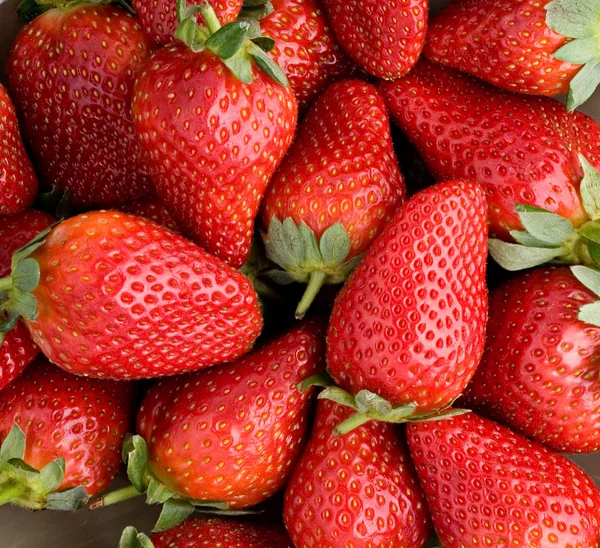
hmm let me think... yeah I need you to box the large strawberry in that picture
[261,80,405,318]
[0,83,37,216]
[120,196,182,234]
[408,412,600,547]
[283,399,429,547]
[0,358,133,510]
[426,0,600,110]
[93,321,324,531]
[323,181,487,430]
[0,211,263,380]
[321,0,428,79]
[7,4,154,207]
[132,0,297,268]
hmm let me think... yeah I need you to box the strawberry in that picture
[464,266,600,453]
[132,0,297,268]
[94,321,324,531]
[261,80,405,319]
[321,0,428,79]
[0,82,38,216]
[425,0,600,111]
[6,4,154,207]
[0,210,263,380]
[0,357,133,510]
[120,196,183,234]
[0,323,39,393]
[283,399,429,547]
[323,181,487,429]
[407,412,600,547]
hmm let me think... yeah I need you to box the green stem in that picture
[199,2,222,34]
[0,481,25,505]
[334,413,373,436]
[90,484,142,510]
[295,270,328,320]
[0,277,13,292]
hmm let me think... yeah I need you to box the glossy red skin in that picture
[322,0,427,79]
[0,358,133,496]
[284,400,429,548]
[132,0,242,45]
[262,80,405,259]
[407,413,600,548]
[0,323,39,393]
[0,83,37,215]
[379,60,589,240]
[137,321,324,508]
[260,0,356,112]
[464,268,600,453]
[327,181,488,410]
[26,211,263,380]
[426,0,581,97]
[120,196,182,235]
[133,46,298,268]
[7,5,154,207]
[151,518,293,548]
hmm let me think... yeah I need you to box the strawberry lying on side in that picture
[408,413,600,547]
[284,400,429,548]
[133,0,297,268]
[0,358,133,510]
[120,196,182,235]
[94,322,324,531]
[323,181,487,431]
[426,0,600,110]
[0,211,263,380]
[261,80,405,319]
[7,4,154,207]
[0,83,37,216]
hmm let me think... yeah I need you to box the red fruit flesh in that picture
[132,46,297,268]
[408,413,600,548]
[0,358,133,496]
[7,5,154,207]
[26,211,263,380]
[464,267,600,453]
[119,196,182,235]
[327,181,488,410]
[137,321,324,508]
[284,400,429,548]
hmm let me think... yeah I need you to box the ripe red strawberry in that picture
[283,399,429,547]
[464,267,600,453]
[407,412,600,547]
[0,83,37,216]
[321,0,428,79]
[0,211,263,380]
[6,5,154,207]
[325,181,487,425]
[95,322,324,531]
[0,357,133,510]
[132,2,297,268]
[426,0,599,110]
[261,80,405,318]
[0,323,39,393]
[120,196,182,234]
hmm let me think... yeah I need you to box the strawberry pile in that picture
[1,0,600,545]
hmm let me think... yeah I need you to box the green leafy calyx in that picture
[118,527,155,548]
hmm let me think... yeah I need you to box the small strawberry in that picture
[0,82,37,216]
[283,399,429,547]
[426,0,600,111]
[0,322,39,393]
[0,211,263,380]
[120,196,183,234]
[261,80,405,318]
[323,181,487,429]
[93,321,324,531]
[0,357,133,510]
[321,0,428,79]
[7,4,154,207]
[407,412,600,547]
[132,0,297,268]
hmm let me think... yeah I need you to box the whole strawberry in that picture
[426,0,599,110]
[0,211,263,380]
[132,0,297,268]
[283,399,429,547]
[324,181,487,427]
[408,412,600,547]
[0,358,133,510]
[7,4,154,207]
[261,80,405,318]
[322,0,428,79]
[0,83,37,216]
[120,196,182,234]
